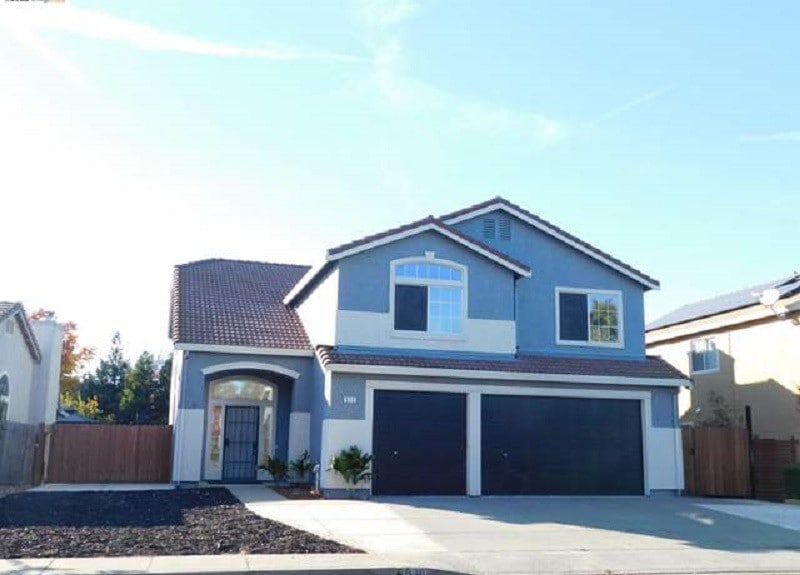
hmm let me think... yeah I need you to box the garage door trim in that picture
[365,379,651,496]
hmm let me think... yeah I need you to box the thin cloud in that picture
[358,0,420,28]
[0,4,359,62]
[742,132,800,142]
[589,87,671,126]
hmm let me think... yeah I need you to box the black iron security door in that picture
[222,405,260,482]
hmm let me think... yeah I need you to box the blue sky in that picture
[1,1,798,359]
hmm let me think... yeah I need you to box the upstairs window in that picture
[392,259,465,335]
[557,288,623,347]
[690,338,719,374]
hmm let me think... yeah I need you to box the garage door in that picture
[482,395,643,495]
[372,390,466,495]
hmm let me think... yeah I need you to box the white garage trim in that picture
[364,379,652,496]
[330,363,690,389]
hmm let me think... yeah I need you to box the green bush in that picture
[261,456,288,482]
[290,450,314,483]
[329,445,373,489]
[785,466,800,499]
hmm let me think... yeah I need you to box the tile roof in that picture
[317,346,688,381]
[326,215,531,274]
[440,196,660,289]
[169,259,312,349]
[647,273,800,331]
[0,301,41,362]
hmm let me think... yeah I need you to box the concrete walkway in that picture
[699,500,800,533]
[227,485,800,575]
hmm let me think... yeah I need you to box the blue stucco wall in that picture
[178,351,314,466]
[650,388,679,428]
[337,230,516,321]
[453,210,647,358]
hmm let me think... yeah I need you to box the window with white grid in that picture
[393,259,465,335]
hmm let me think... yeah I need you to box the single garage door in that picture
[482,395,644,495]
[372,390,466,495]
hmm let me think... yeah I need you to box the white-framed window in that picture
[556,287,624,347]
[690,338,719,374]
[0,374,9,423]
[391,257,466,336]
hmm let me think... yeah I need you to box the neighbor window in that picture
[690,338,719,374]
[0,374,8,423]
[557,288,623,346]
[393,259,464,334]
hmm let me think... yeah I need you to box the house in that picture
[646,274,800,440]
[168,197,689,496]
[0,303,65,483]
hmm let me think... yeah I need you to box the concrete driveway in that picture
[229,486,800,575]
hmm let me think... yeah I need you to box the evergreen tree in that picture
[80,332,130,422]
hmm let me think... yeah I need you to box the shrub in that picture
[329,445,373,490]
[290,450,314,483]
[261,456,288,482]
[785,466,800,499]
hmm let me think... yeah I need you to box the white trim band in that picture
[201,362,301,379]
[325,362,691,388]
[175,343,313,357]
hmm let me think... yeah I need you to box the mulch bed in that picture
[272,485,323,500]
[0,487,360,558]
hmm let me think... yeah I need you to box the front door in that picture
[222,405,260,482]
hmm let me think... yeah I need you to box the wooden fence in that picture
[47,424,172,483]
[682,426,799,500]
[0,422,45,485]
[682,426,751,497]
[753,437,799,501]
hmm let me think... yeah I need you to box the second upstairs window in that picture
[392,259,465,334]
[557,288,623,347]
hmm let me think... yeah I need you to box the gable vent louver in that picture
[498,217,511,241]
[483,217,496,240]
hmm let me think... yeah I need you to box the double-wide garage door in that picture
[372,390,644,496]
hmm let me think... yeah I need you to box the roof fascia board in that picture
[323,362,690,388]
[443,202,659,290]
[174,343,313,356]
[283,260,333,307]
[328,222,531,277]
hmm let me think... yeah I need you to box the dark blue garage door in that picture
[482,395,644,495]
[372,390,466,495]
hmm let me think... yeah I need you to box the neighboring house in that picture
[169,197,689,496]
[646,274,800,440]
[0,303,64,428]
[0,303,65,484]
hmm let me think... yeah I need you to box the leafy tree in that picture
[60,392,101,419]
[119,352,154,423]
[80,332,130,422]
[29,309,94,396]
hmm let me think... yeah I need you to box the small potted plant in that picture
[290,450,314,485]
[329,445,373,498]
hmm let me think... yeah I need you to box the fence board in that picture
[753,437,798,501]
[682,426,751,497]
[47,424,172,483]
[0,421,42,485]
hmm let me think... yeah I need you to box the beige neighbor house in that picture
[0,302,64,484]
[646,274,800,441]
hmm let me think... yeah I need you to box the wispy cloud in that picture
[742,131,800,142]
[357,0,420,28]
[588,87,671,126]
[0,3,359,88]
[368,37,563,145]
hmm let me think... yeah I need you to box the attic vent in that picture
[483,218,496,240]
[498,217,511,241]
[4,320,14,335]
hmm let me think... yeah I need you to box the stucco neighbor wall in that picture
[317,371,683,495]
[0,315,37,424]
[648,316,800,439]
[171,350,314,482]
[453,210,648,359]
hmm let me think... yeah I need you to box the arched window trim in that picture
[389,255,468,338]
